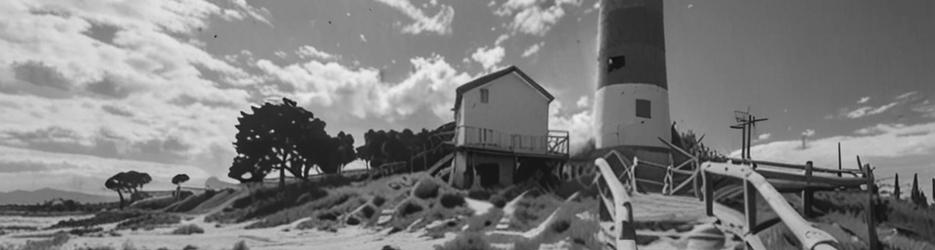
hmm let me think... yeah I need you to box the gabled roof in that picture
[453,65,555,111]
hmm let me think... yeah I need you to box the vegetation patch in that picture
[513,198,599,250]
[164,190,217,212]
[0,231,70,250]
[510,194,562,231]
[171,224,204,235]
[413,179,440,199]
[50,210,144,229]
[250,189,363,229]
[433,231,494,250]
[115,213,180,230]
[439,193,466,208]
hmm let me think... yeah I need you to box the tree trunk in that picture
[117,191,125,209]
[279,165,286,192]
[176,185,181,200]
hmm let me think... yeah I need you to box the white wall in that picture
[594,83,671,149]
[456,72,551,144]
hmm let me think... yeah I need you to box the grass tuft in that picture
[171,224,205,235]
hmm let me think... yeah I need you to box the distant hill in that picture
[0,188,116,205]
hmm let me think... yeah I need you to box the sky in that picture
[0,0,933,197]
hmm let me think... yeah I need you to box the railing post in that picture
[802,161,814,218]
[864,164,880,250]
[704,171,713,216]
[744,178,756,238]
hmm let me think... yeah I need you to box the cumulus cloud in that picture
[373,0,455,35]
[360,34,368,43]
[256,54,474,122]
[548,100,594,151]
[470,46,505,71]
[575,95,589,108]
[495,34,510,45]
[522,42,545,57]
[0,0,265,177]
[495,0,582,36]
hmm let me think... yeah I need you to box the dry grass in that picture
[0,232,69,250]
[513,198,600,250]
[509,194,563,231]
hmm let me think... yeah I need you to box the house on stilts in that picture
[448,66,569,189]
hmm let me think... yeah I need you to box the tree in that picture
[171,174,190,200]
[229,97,354,191]
[910,173,928,207]
[104,171,152,209]
[894,173,901,199]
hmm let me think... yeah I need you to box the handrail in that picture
[595,158,638,250]
[724,157,862,176]
[702,161,839,250]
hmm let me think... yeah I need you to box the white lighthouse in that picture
[593,0,671,151]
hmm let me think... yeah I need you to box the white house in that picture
[449,66,569,188]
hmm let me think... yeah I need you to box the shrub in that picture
[232,241,249,250]
[361,205,376,218]
[550,219,570,233]
[439,193,466,208]
[399,200,424,217]
[171,224,204,235]
[467,189,491,200]
[372,195,387,207]
[489,195,506,208]
[434,231,494,250]
[413,179,440,199]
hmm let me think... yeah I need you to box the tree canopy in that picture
[356,122,454,170]
[228,98,355,188]
[105,171,151,208]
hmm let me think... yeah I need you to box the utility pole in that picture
[730,110,768,160]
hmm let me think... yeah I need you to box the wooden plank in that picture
[756,169,866,187]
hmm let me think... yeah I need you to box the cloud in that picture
[470,46,505,71]
[274,51,288,59]
[296,45,336,60]
[837,91,924,119]
[575,95,589,108]
[223,0,273,25]
[895,91,917,100]
[0,0,265,177]
[757,133,771,141]
[495,34,509,45]
[495,0,582,36]
[912,99,935,118]
[360,34,368,43]
[373,0,455,35]
[521,42,544,57]
[845,102,899,119]
[548,100,593,151]
[801,129,815,137]
[256,54,474,122]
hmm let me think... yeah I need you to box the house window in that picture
[480,88,489,103]
[636,99,651,118]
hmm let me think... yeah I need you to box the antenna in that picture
[730,109,767,159]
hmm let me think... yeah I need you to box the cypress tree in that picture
[893,173,901,200]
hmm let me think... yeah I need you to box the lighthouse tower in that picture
[593,0,671,151]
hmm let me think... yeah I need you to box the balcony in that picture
[455,125,569,157]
